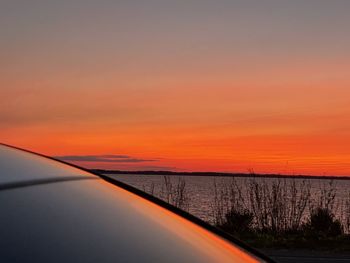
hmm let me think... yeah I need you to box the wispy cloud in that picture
[55,155,155,163]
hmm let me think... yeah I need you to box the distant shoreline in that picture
[90,169,350,180]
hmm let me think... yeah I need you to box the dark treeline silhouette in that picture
[91,169,350,181]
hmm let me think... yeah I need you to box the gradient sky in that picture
[1,0,350,175]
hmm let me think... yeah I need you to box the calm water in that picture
[108,174,350,223]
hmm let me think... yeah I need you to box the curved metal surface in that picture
[0,144,269,262]
[0,144,95,185]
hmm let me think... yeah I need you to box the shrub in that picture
[141,176,190,212]
[212,177,312,234]
[304,208,343,238]
[159,176,190,211]
[217,209,254,237]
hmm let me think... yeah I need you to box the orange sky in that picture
[1,1,350,176]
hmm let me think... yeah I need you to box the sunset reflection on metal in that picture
[0,144,269,262]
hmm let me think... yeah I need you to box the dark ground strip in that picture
[262,249,350,263]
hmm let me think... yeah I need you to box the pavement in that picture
[261,249,350,263]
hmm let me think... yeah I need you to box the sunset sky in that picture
[1,1,350,175]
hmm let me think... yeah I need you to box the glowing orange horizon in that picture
[2,127,350,176]
[2,88,350,176]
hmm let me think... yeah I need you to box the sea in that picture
[107,174,350,224]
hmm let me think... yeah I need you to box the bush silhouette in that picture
[304,208,343,238]
[217,209,254,236]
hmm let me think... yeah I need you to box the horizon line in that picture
[90,169,350,180]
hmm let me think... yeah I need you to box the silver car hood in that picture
[0,144,270,263]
